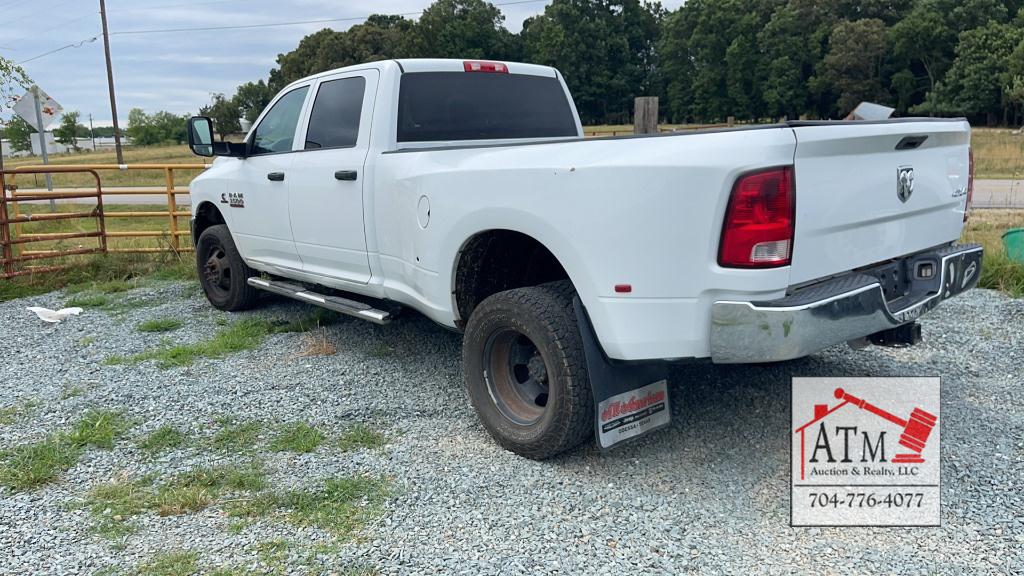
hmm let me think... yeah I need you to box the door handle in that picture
[267,172,285,181]
[334,170,358,181]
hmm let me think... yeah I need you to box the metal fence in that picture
[1,163,208,279]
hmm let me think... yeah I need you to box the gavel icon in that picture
[834,388,937,464]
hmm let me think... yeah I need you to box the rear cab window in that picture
[397,71,578,143]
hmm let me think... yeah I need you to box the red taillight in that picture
[965,147,974,222]
[463,60,508,73]
[718,166,795,268]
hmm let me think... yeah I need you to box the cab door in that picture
[226,84,310,270]
[288,70,377,283]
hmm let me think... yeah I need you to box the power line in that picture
[15,0,550,64]
[6,0,82,27]
[18,35,98,65]
[4,12,97,48]
[109,0,548,36]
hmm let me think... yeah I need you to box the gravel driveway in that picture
[0,282,1021,575]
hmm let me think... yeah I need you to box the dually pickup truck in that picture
[186,58,982,459]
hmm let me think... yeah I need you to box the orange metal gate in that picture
[1,167,108,278]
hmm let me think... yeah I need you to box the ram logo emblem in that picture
[897,166,914,203]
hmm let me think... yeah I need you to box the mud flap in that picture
[573,296,671,451]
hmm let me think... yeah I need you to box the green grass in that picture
[971,128,1024,179]
[137,318,184,333]
[138,426,186,454]
[85,463,266,540]
[0,409,131,490]
[60,385,86,400]
[270,422,325,454]
[0,398,39,425]
[0,252,195,303]
[962,209,1024,297]
[336,424,388,453]
[107,313,340,369]
[66,293,110,308]
[212,420,262,452]
[134,550,200,576]
[227,475,392,538]
[68,410,132,449]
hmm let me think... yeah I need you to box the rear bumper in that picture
[709,243,983,363]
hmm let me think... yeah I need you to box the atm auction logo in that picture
[791,377,940,527]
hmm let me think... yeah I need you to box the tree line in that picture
[209,0,1024,128]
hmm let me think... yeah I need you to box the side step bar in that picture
[246,277,393,325]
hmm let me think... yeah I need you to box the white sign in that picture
[12,86,62,132]
[596,379,670,449]
[791,377,940,527]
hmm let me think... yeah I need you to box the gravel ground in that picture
[0,282,1021,575]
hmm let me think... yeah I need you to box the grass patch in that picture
[137,318,184,333]
[270,422,325,454]
[85,464,266,540]
[134,550,200,576]
[0,398,39,425]
[0,409,130,491]
[297,329,337,357]
[971,128,1023,179]
[0,251,195,303]
[212,419,262,452]
[962,209,1024,297]
[108,313,340,368]
[138,426,186,454]
[227,475,391,538]
[66,293,110,308]
[336,424,388,453]
[68,409,132,449]
[60,385,85,400]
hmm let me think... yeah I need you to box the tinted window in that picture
[251,86,308,155]
[305,77,366,150]
[397,72,578,142]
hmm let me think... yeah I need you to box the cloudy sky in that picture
[1,0,684,126]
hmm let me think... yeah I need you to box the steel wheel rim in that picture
[203,241,232,297]
[483,328,551,426]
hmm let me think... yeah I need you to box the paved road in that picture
[973,179,1024,208]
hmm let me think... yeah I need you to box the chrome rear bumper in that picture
[709,244,983,363]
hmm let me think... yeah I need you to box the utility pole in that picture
[99,0,123,164]
[89,113,96,150]
[31,87,56,212]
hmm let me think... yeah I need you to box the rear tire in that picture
[196,224,259,311]
[463,281,593,459]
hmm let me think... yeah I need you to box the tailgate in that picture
[789,119,971,285]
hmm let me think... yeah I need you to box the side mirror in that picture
[187,116,216,157]
[187,116,246,158]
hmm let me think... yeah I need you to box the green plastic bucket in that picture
[1003,228,1024,263]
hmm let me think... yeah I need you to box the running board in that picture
[246,277,392,325]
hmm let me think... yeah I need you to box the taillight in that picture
[965,147,974,222]
[463,60,508,73]
[718,166,795,268]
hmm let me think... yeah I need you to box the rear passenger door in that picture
[288,70,377,284]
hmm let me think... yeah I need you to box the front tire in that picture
[196,224,259,311]
[463,281,593,459]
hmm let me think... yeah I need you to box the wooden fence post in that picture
[634,97,659,135]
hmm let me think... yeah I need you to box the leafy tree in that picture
[126,108,189,146]
[5,115,34,153]
[199,93,241,139]
[413,0,518,60]
[54,111,82,151]
[232,80,273,123]
[890,3,956,97]
[268,15,416,91]
[813,19,891,116]
[0,56,29,112]
[525,0,664,124]
[930,21,1023,124]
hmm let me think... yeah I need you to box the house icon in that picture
[794,388,937,480]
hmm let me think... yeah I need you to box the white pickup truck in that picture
[186,58,982,459]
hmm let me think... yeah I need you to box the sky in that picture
[0,0,684,127]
